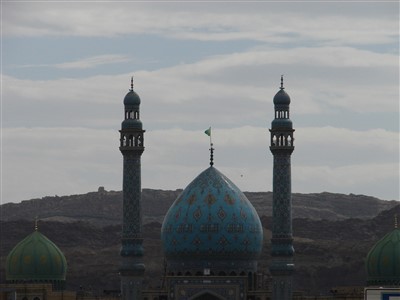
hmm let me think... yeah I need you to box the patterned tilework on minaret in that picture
[269,76,295,300]
[119,77,145,300]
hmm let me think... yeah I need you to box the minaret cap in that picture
[273,75,290,105]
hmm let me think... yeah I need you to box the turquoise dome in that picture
[6,230,67,290]
[366,227,400,286]
[124,90,141,106]
[161,166,263,275]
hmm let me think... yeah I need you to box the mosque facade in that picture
[1,77,399,300]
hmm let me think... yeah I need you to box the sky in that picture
[1,1,399,204]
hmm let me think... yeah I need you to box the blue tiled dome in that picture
[161,166,263,275]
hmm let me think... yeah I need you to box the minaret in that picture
[269,76,295,300]
[119,77,145,300]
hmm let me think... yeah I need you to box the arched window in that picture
[121,135,127,147]
[279,134,284,146]
[128,135,134,147]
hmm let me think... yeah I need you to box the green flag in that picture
[204,127,211,136]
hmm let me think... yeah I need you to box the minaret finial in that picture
[130,76,134,91]
[35,216,38,231]
[280,75,284,90]
[395,214,398,229]
[210,143,214,166]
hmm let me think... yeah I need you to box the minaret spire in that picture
[119,77,145,300]
[269,76,295,300]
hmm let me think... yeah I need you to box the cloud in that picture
[3,45,397,134]
[16,55,131,70]
[2,126,398,203]
[55,54,130,69]
[3,2,398,47]
[1,2,398,203]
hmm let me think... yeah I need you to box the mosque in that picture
[1,77,399,300]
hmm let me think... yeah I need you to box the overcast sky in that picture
[1,1,399,204]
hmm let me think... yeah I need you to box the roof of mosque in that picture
[161,166,263,273]
[6,229,67,282]
[366,226,400,286]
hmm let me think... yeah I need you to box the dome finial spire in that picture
[130,76,134,92]
[210,143,214,166]
[280,75,284,90]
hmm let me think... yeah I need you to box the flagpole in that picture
[205,126,213,166]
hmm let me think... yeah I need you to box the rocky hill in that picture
[1,188,397,225]
[0,189,399,295]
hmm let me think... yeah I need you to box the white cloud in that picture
[3,125,397,203]
[55,54,130,69]
[1,2,398,204]
[16,55,130,70]
[3,2,398,47]
[4,46,396,128]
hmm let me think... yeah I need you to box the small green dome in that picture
[366,228,400,286]
[124,90,141,106]
[6,230,67,289]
